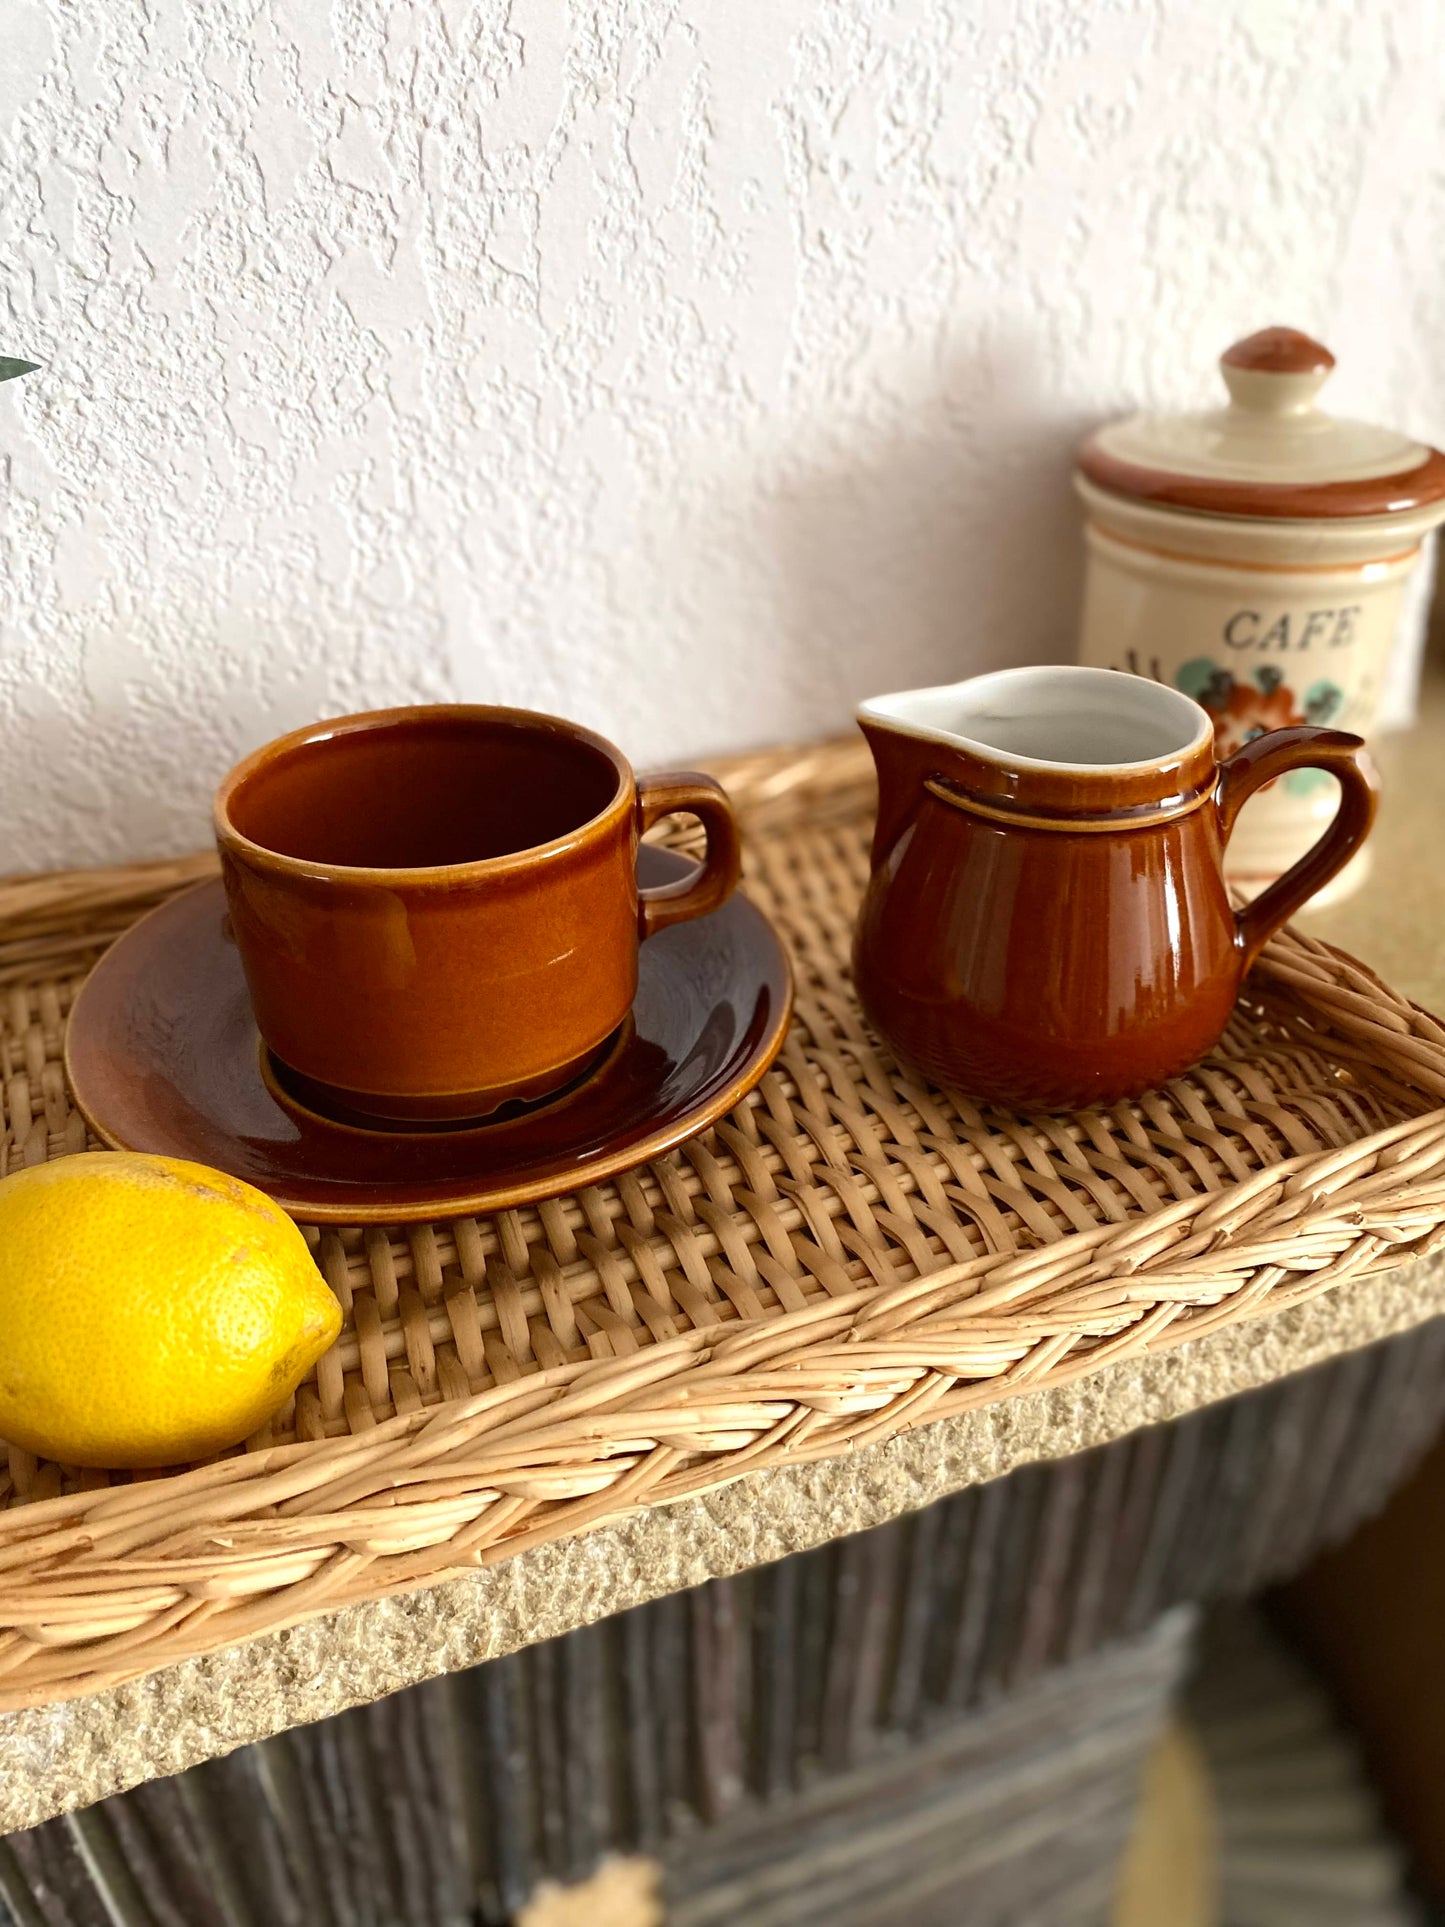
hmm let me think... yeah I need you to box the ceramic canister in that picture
[1074,326,1445,903]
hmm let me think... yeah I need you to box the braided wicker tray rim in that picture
[0,733,1443,1710]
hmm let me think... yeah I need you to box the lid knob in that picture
[1220,326,1335,415]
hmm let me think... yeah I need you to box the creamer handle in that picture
[1215,727,1377,971]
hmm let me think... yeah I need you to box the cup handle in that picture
[636,772,743,940]
[1215,725,1379,971]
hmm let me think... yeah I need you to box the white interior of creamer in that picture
[859,665,1210,772]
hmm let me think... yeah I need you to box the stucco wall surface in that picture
[5,0,1445,868]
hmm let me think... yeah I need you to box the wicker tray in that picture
[2,737,1445,1712]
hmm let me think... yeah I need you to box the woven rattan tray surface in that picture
[2,736,1445,1712]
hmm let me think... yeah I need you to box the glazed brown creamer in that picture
[853,666,1376,1109]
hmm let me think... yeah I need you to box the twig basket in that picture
[1,735,1443,1710]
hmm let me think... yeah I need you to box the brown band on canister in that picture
[1075,439,1445,521]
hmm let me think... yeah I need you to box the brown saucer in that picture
[65,848,793,1223]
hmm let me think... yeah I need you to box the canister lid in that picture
[1076,326,1445,520]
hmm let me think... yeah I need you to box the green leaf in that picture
[0,359,40,383]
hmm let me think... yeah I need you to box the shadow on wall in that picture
[4,628,348,871]
[2,706,233,870]
[764,348,1095,727]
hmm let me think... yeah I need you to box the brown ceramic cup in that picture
[854,665,1378,1109]
[214,705,742,1122]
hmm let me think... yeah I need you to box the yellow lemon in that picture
[0,1152,340,1467]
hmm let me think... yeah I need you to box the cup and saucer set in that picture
[65,708,794,1223]
[67,658,1378,1227]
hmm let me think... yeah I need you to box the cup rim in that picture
[214,703,636,885]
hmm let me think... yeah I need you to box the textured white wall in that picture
[5,0,1445,867]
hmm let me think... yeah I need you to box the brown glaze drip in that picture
[1220,326,1335,375]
